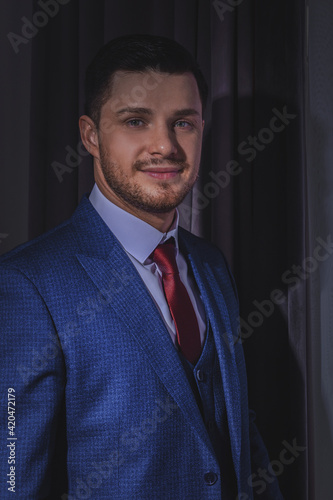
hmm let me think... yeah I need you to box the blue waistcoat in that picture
[178,324,238,498]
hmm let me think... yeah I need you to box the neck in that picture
[96,181,176,233]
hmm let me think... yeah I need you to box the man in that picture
[1,35,283,499]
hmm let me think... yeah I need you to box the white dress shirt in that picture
[89,184,206,347]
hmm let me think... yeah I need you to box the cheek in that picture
[181,134,202,157]
[102,133,140,162]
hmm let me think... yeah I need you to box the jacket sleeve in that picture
[0,265,67,499]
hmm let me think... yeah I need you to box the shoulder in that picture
[0,195,96,279]
[179,226,229,267]
[0,216,75,274]
[179,226,238,299]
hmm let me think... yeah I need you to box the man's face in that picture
[82,70,204,227]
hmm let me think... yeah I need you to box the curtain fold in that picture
[306,0,333,497]
[198,2,308,498]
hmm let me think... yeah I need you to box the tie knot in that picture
[152,238,178,276]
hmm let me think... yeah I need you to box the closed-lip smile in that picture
[140,166,183,179]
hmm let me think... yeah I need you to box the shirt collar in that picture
[89,183,179,264]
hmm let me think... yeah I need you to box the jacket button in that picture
[196,369,205,381]
[204,472,218,485]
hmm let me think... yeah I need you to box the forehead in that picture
[106,70,202,112]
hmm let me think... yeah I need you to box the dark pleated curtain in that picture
[307,0,333,497]
[0,0,311,498]
[200,3,307,499]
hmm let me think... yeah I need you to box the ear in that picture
[79,115,100,159]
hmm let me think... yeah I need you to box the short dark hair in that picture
[84,34,208,124]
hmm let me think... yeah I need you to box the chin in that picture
[133,200,179,214]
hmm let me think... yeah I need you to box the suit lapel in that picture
[71,200,214,453]
[179,230,242,478]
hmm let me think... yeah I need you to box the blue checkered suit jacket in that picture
[0,196,283,499]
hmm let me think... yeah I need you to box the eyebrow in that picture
[115,107,200,118]
[173,108,201,118]
[116,107,153,116]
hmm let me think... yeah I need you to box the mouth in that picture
[139,167,183,180]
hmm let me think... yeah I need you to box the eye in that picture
[126,119,145,127]
[174,120,193,129]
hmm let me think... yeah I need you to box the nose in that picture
[147,124,178,157]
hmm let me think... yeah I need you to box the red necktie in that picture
[152,238,202,364]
